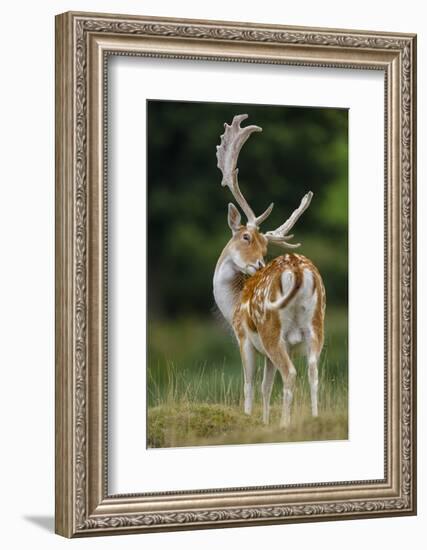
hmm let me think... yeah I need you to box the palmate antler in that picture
[216,114,313,249]
[216,114,274,228]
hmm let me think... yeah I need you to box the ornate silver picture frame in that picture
[55,11,417,537]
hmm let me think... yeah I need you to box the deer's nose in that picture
[257,260,265,269]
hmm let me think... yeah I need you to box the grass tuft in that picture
[148,402,348,448]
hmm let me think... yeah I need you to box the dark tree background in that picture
[147,100,348,320]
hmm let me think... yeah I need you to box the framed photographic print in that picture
[55,11,417,537]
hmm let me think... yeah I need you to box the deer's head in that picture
[225,204,268,275]
[216,114,313,276]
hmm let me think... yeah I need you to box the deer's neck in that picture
[213,247,245,324]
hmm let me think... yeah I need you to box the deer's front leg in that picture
[239,337,257,415]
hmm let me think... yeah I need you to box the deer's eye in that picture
[242,233,251,242]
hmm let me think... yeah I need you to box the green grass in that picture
[147,307,348,448]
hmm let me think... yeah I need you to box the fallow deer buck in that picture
[213,114,325,428]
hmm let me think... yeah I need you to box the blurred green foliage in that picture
[147,100,348,317]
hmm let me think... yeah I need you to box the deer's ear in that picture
[228,203,242,234]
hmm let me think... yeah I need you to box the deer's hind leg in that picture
[273,344,297,428]
[261,358,276,424]
[259,327,296,428]
[301,283,324,418]
[295,268,324,418]
[305,335,320,417]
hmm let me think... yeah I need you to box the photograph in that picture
[146,100,349,448]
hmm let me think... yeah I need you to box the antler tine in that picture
[254,202,274,226]
[216,114,273,227]
[265,191,313,249]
